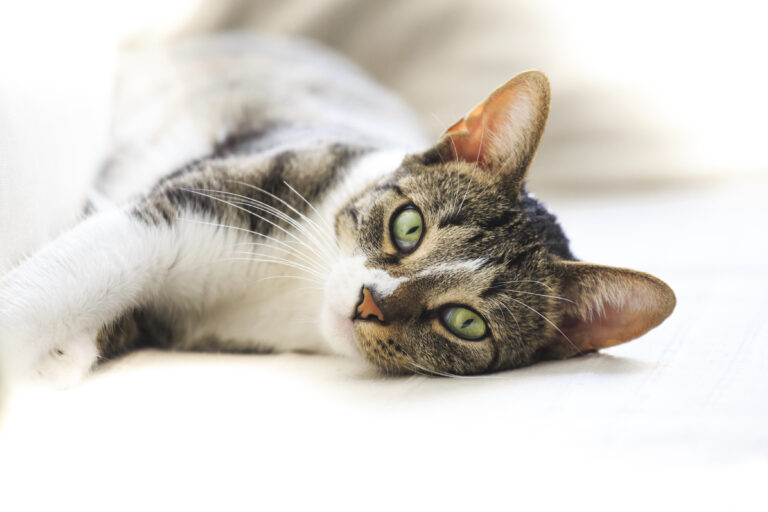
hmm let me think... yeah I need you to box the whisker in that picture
[174,216,327,287]
[227,179,339,255]
[282,180,339,248]
[490,279,553,291]
[178,188,331,267]
[232,251,325,278]
[508,297,577,352]
[445,134,461,215]
[179,217,324,272]
[234,241,318,264]
[257,274,324,285]
[407,360,459,378]
[407,360,503,380]
[225,196,334,269]
[393,345,502,380]
[404,361,432,378]
[497,301,522,338]
[219,192,321,245]
[507,290,575,303]
[456,125,485,215]
[219,256,323,281]
[184,187,334,266]
[428,111,449,133]
[427,135,461,222]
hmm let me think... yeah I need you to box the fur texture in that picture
[0,34,675,386]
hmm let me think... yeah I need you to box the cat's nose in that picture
[354,286,386,323]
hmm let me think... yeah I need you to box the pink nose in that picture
[355,287,385,323]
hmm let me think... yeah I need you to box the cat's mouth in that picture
[319,257,367,358]
[320,265,365,359]
[321,257,407,364]
[319,305,362,359]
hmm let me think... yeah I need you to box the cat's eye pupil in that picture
[391,206,424,252]
[441,306,487,341]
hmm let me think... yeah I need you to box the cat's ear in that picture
[438,70,550,183]
[540,262,676,359]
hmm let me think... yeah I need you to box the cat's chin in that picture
[319,306,361,360]
[320,257,370,360]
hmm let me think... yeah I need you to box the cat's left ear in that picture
[540,261,676,360]
[436,70,550,184]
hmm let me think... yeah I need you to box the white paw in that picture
[0,327,99,390]
[32,333,99,389]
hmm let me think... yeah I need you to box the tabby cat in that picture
[0,35,675,387]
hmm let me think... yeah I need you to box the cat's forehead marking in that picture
[416,258,487,278]
[348,255,407,297]
[319,149,406,227]
[366,267,407,297]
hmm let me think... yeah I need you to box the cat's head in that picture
[321,71,676,375]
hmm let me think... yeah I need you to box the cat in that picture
[0,34,675,387]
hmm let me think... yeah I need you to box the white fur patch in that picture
[416,258,486,278]
[320,255,406,358]
[317,149,407,225]
[0,205,334,385]
[0,209,174,386]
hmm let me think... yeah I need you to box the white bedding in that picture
[1,180,765,510]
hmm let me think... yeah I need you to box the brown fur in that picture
[97,51,675,376]
[333,71,675,375]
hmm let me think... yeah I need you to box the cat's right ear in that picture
[419,71,551,186]
[540,261,677,360]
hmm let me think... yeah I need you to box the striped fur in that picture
[0,35,674,386]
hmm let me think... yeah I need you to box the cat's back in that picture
[98,33,426,203]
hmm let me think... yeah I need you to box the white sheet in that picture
[1,179,765,510]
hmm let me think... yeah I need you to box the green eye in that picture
[441,306,487,341]
[391,206,424,252]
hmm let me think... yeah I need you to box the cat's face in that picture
[325,161,566,374]
[320,71,676,375]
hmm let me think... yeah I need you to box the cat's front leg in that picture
[0,209,177,388]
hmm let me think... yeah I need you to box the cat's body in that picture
[99,35,426,203]
[95,35,425,360]
[0,34,675,387]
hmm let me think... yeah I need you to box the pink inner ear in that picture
[546,262,676,359]
[560,295,654,353]
[445,102,488,164]
[440,71,551,174]
[445,87,525,166]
